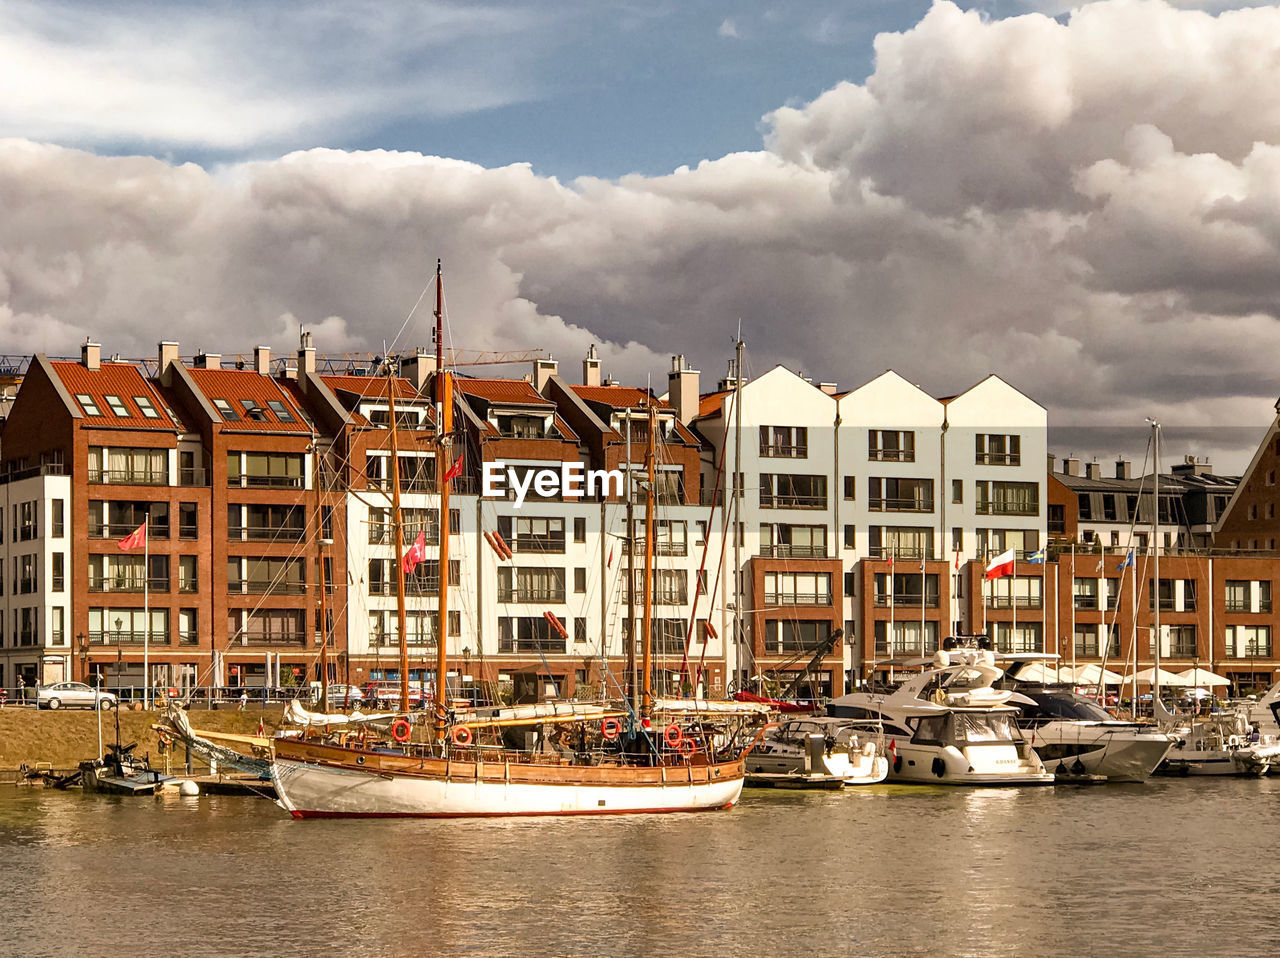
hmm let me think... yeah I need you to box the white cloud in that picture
[3,0,1280,468]
[718,18,739,39]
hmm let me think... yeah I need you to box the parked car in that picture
[38,682,118,711]
[362,683,426,709]
[319,684,365,709]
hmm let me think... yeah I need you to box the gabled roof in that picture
[571,384,659,408]
[697,390,731,420]
[454,378,553,407]
[187,368,310,432]
[50,361,180,430]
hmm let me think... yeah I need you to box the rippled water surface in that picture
[2,779,1278,957]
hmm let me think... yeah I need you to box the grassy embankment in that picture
[0,706,284,769]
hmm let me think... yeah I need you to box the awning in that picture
[1122,666,1192,687]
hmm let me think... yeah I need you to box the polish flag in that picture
[984,548,1016,580]
[117,521,147,551]
[402,530,427,575]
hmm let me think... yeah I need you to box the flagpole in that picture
[888,542,895,660]
[1070,543,1076,679]
[1012,553,1017,653]
[921,555,927,654]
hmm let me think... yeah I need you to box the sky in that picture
[2,0,1280,469]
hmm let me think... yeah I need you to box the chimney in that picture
[193,352,220,369]
[717,358,741,393]
[401,350,436,394]
[532,357,558,394]
[1047,453,1057,473]
[1063,457,1080,476]
[667,355,700,425]
[819,382,838,396]
[1085,461,1100,480]
[158,342,179,386]
[81,339,101,371]
[296,329,316,391]
[582,345,601,387]
[253,345,271,375]
[1115,459,1132,480]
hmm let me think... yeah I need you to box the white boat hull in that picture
[1164,743,1280,777]
[889,742,1054,787]
[1025,726,1175,783]
[271,755,745,818]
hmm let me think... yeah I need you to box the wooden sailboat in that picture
[269,265,768,818]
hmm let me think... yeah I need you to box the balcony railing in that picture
[372,633,436,648]
[231,581,307,595]
[765,592,834,606]
[868,546,930,560]
[621,589,689,605]
[230,475,304,489]
[622,541,688,557]
[498,637,567,654]
[868,449,914,462]
[975,500,1038,516]
[497,588,566,604]
[90,631,162,645]
[368,581,440,597]
[510,535,565,554]
[987,596,1043,610]
[874,593,940,608]
[868,497,934,513]
[89,469,169,486]
[230,525,307,542]
[759,444,807,458]
[758,544,828,559]
[1225,601,1250,613]
[1073,595,1099,611]
[88,576,170,594]
[976,453,1021,466]
[89,522,170,539]
[229,633,306,646]
[759,494,826,510]
[179,467,208,487]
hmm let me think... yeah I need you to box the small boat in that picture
[745,716,888,788]
[1157,709,1280,777]
[80,743,168,796]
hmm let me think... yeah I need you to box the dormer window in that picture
[496,414,547,440]
[133,396,160,419]
[212,398,241,422]
[105,395,130,417]
[76,394,101,416]
[266,400,295,423]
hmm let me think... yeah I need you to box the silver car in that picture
[37,682,118,710]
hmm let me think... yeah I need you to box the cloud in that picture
[3,0,1280,471]
[718,18,740,39]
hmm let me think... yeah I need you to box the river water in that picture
[1,778,1277,958]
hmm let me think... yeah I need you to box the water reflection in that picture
[3,782,1280,957]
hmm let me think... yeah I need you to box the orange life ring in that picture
[601,717,621,741]
[664,724,683,748]
[451,725,473,747]
[390,719,412,744]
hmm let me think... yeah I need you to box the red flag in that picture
[117,521,147,551]
[442,455,463,484]
[402,530,427,575]
[984,548,1016,581]
[607,545,614,568]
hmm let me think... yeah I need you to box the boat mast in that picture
[387,357,411,712]
[732,336,745,692]
[312,441,330,708]
[626,406,637,712]
[1149,417,1161,711]
[433,260,453,743]
[641,398,657,718]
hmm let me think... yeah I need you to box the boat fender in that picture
[664,724,684,748]
[601,717,621,741]
[1228,735,1241,748]
[391,719,412,744]
[451,725,473,747]
[931,757,946,778]
[862,742,876,758]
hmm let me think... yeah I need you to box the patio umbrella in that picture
[1176,667,1230,688]
[1009,661,1074,684]
[1122,666,1192,686]
[1071,664,1125,685]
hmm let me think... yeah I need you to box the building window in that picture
[843,525,856,550]
[974,481,1039,516]
[50,607,65,646]
[574,517,587,542]
[497,567,567,603]
[75,393,102,416]
[759,523,827,558]
[868,430,915,462]
[104,395,130,417]
[868,477,934,513]
[52,553,64,592]
[52,500,64,538]
[574,568,586,593]
[212,398,241,421]
[89,447,168,485]
[1167,625,1197,657]
[759,474,827,510]
[868,526,933,560]
[975,433,1021,465]
[763,572,832,606]
[1226,625,1272,658]
[575,617,587,643]
[497,516,566,553]
[759,425,807,458]
[952,479,962,504]
[134,396,160,419]
[843,476,856,501]
[1225,580,1250,613]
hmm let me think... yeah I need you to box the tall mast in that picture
[625,407,637,711]
[1150,418,1161,707]
[387,358,411,712]
[313,441,330,708]
[434,261,452,742]
[732,337,745,691]
[641,399,657,718]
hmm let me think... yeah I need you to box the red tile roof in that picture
[51,361,179,430]
[322,374,421,401]
[187,368,310,431]
[454,378,552,406]
[697,390,730,420]
[571,384,665,408]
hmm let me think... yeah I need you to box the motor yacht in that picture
[827,661,1053,787]
[1158,706,1280,777]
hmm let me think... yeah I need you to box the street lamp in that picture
[77,631,89,684]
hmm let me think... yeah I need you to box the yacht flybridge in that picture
[828,659,1054,787]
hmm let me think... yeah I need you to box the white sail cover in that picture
[652,698,771,715]
[282,699,398,727]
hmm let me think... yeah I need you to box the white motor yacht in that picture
[1010,688,1176,783]
[1158,706,1280,777]
[828,661,1054,787]
[745,716,888,787]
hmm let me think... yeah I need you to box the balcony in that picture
[89,469,169,486]
[372,633,436,648]
[766,592,834,607]
[1073,595,1099,611]
[179,467,208,487]
[874,593,939,609]
[497,587,566,604]
[89,521,170,539]
[229,525,307,542]
[758,544,828,559]
[976,453,1021,466]
[868,449,914,462]
[231,633,306,646]
[759,494,826,510]
[231,580,307,596]
[90,631,161,645]
[88,576,170,594]
[987,596,1043,610]
[759,444,807,458]
[1225,601,1250,613]
[622,540,688,557]
[975,500,1038,516]
[231,475,304,489]
[868,497,934,514]
[498,637,567,654]
[368,580,440,597]
[868,546,929,560]
[510,535,565,554]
